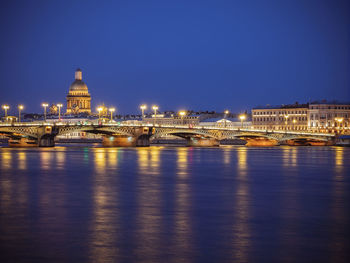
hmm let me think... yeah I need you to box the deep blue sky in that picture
[0,0,349,114]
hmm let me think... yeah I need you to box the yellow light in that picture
[97,107,103,112]
[239,114,246,121]
[224,110,229,114]
[284,115,289,119]
[57,104,63,108]
[109,108,115,112]
[179,111,186,116]
[335,117,344,123]
[152,105,158,111]
[42,103,48,107]
[18,105,24,110]
[140,104,147,110]
[293,119,297,124]
[2,105,9,110]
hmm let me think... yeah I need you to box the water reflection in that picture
[89,148,119,262]
[18,151,27,170]
[231,147,250,262]
[55,149,65,170]
[331,147,345,262]
[1,149,12,170]
[282,147,298,167]
[173,147,193,262]
[135,147,162,261]
[40,150,53,171]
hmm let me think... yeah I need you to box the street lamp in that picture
[57,104,63,121]
[179,111,186,125]
[140,104,147,120]
[292,119,297,130]
[239,114,246,128]
[152,105,158,126]
[109,107,115,122]
[18,105,24,122]
[42,103,48,121]
[97,106,103,121]
[2,105,9,117]
[224,110,229,127]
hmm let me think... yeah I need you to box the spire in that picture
[75,68,82,80]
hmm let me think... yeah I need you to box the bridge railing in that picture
[0,121,337,137]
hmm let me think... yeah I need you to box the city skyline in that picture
[0,0,349,113]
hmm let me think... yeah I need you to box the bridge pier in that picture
[38,136,55,147]
[187,137,220,147]
[102,134,151,147]
[242,137,279,147]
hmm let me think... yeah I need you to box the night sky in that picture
[0,0,349,114]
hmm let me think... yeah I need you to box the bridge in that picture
[0,121,335,147]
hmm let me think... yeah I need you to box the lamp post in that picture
[152,105,158,126]
[109,108,115,122]
[224,110,229,127]
[42,103,48,121]
[18,105,23,122]
[2,105,9,118]
[179,111,186,125]
[239,114,246,128]
[57,104,63,121]
[140,105,147,120]
[97,107,103,121]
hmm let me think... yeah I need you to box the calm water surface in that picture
[0,145,349,263]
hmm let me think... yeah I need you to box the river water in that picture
[0,145,349,263]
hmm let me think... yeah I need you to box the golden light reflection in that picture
[55,148,65,170]
[335,147,343,172]
[231,147,250,262]
[137,147,162,175]
[174,147,192,259]
[282,147,297,168]
[1,150,12,170]
[90,147,119,261]
[107,148,118,168]
[330,147,346,262]
[223,146,231,165]
[237,147,247,173]
[177,147,188,176]
[17,151,27,170]
[40,150,53,170]
[135,147,162,260]
[94,148,106,174]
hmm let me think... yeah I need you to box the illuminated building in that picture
[252,103,309,131]
[252,101,350,133]
[308,102,350,132]
[66,69,91,115]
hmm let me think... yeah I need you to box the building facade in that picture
[66,69,91,115]
[252,102,350,133]
[252,104,308,131]
[308,103,350,132]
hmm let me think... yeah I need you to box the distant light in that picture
[42,103,48,107]
[239,114,246,121]
[18,105,24,110]
[140,104,147,110]
[152,105,159,111]
[224,110,229,114]
[179,111,186,116]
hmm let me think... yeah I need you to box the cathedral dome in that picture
[69,79,88,91]
[69,68,89,92]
